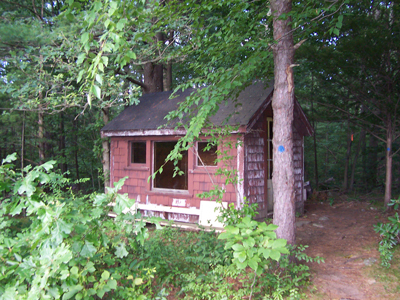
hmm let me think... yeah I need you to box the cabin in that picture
[101,81,313,227]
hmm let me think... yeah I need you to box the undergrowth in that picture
[0,153,322,299]
[374,197,400,267]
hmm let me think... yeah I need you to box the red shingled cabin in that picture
[101,81,313,227]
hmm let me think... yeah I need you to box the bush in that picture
[374,197,400,267]
[0,154,160,299]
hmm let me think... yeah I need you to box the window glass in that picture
[197,142,217,166]
[131,142,146,164]
[154,141,188,190]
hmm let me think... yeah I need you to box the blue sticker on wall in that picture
[278,145,285,153]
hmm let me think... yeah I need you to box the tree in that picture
[270,0,296,244]
[296,0,400,207]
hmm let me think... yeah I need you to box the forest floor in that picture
[298,192,400,300]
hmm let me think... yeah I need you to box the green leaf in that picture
[232,243,245,252]
[62,285,83,300]
[224,225,239,235]
[247,257,259,271]
[271,239,287,249]
[80,241,97,258]
[107,278,118,289]
[2,153,17,164]
[76,53,86,65]
[237,251,246,263]
[115,243,129,258]
[133,278,143,286]
[243,237,255,249]
[80,32,89,45]
[269,249,281,261]
[92,84,101,99]
[261,248,271,260]
[101,270,110,281]
[333,28,340,36]
[95,74,103,86]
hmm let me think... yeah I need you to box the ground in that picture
[298,193,400,300]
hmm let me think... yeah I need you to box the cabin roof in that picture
[101,81,313,136]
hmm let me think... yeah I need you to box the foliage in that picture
[218,216,323,299]
[374,197,400,267]
[217,200,259,226]
[0,153,161,299]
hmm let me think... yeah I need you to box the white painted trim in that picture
[102,129,187,137]
[136,203,201,215]
[102,126,248,138]
[236,136,245,208]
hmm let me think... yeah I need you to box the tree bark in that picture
[350,129,365,191]
[343,125,352,192]
[102,108,110,190]
[143,62,164,94]
[143,32,165,94]
[310,81,319,189]
[21,111,25,175]
[38,105,45,164]
[367,134,378,189]
[384,119,393,208]
[271,0,296,245]
[59,112,67,173]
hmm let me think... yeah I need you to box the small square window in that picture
[197,142,217,166]
[131,142,146,164]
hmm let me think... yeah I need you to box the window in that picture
[154,141,188,190]
[197,142,217,166]
[131,142,146,164]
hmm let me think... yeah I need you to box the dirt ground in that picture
[297,193,399,300]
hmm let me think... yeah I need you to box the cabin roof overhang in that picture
[101,80,313,138]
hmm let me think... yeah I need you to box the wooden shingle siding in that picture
[244,128,266,216]
[293,125,304,211]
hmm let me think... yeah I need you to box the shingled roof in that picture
[101,81,313,136]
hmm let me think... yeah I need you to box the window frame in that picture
[195,141,218,168]
[151,140,189,192]
[129,140,147,166]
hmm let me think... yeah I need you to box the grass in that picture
[370,247,400,294]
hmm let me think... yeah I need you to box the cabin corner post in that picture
[236,135,245,209]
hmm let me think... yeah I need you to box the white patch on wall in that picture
[172,198,186,207]
[199,201,228,228]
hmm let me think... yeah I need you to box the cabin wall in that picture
[244,111,268,220]
[293,117,305,214]
[109,135,240,223]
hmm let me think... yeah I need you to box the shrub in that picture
[374,197,400,267]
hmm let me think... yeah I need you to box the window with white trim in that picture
[196,141,217,166]
[131,141,146,164]
[153,141,188,190]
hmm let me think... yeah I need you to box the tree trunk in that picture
[143,62,164,94]
[343,126,352,192]
[73,120,80,187]
[384,120,393,208]
[311,94,319,189]
[143,32,165,94]
[38,105,45,164]
[164,60,172,91]
[59,112,67,173]
[271,0,296,245]
[21,111,25,175]
[367,134,378,189]
[102,108,110,190]
[349,129,365,191]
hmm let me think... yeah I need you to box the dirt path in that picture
[297,197,399,300]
